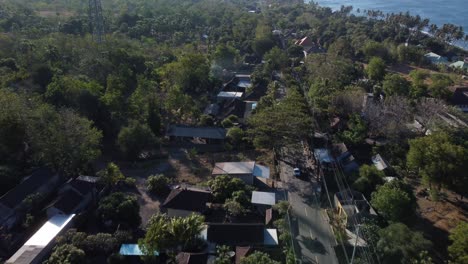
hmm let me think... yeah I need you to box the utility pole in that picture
[89,0,104,43]
[350,226,360,264]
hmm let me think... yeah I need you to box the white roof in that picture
[346,229,367,247]
[253,164,270,178]
[212,161,255,175]
[264,229,279,245]
[217,91,243,98]
[7,214,75,264]
[371,154,389,171]
[425,52,441,58]
[251,191,276,205]
[25,214,75,246]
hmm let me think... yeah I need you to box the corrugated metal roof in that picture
[251,191,276,205]
[212,161,255,175]
[167,125,226,140]
[7,214,75,264]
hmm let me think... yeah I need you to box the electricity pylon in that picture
[89,0,104,43]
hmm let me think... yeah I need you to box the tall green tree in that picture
[97,192,141,229]
[0,89,27,160]
[208,175,252,203]
[448,222,468,264]
[117,121,157,160]
[377,223,431,264]
[407,132,467,192]
[382,74,411,96]
[371,180,416,222]
[45,244,86,264]
[339,114,367,145]
[139,213,205,254]
[366,57,386,82]
[264,47,289,71]
[97,162,125,187]
[248,88,312,149]
[28,107,102,176]
[352,164,385,197]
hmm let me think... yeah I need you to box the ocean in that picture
[311,0,468,49]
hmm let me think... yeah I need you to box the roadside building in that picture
[251,191,276,214]
[6,214,75,264]
[202,223,278,246]
[167,125,226,144]
[212,161,270,185]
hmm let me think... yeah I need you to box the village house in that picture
[251,191,276,214]
[211,161,270,185]
[162,187,212,218]
[0,168,61,230]
[46,176,98,218]
[202,223,278,247]
[6,214,75,264]
[167,125,226,145]
[449,60,468,71]
[424,52,448,64]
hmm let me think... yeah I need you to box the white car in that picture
[293,168,301,177]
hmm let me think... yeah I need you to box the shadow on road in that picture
[298,236,328,255]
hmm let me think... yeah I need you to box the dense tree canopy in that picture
[448,222,468,264]
[248,88,312,149]
[139,213,205,254]
[45,244,86,264]
[240,251,281,264]
[207,175,252,203]
[407,132,468,194]
[377,223,431,264]
[371,180,416,222]
[97,192,141,229]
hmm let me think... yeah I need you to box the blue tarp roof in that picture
[314,148,334,163]
[119,244,159,256]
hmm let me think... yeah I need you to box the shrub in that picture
[147,174,170,194]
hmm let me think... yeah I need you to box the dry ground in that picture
[409,179,468,262]
[116,147,274,225]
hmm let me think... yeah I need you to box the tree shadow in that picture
[297,235,328,255]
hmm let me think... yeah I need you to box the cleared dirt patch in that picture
[410,179,468,262]
[37,10,75,18]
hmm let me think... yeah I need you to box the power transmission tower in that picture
[89,0,104,43]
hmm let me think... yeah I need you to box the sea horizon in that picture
[310,0,468,49]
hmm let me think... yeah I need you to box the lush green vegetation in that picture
[1,0,468,263]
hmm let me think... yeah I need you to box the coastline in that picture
[308,0,468,50]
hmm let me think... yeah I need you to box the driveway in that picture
[279,146,338,264]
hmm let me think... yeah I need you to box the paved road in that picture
[279,147,338,264]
